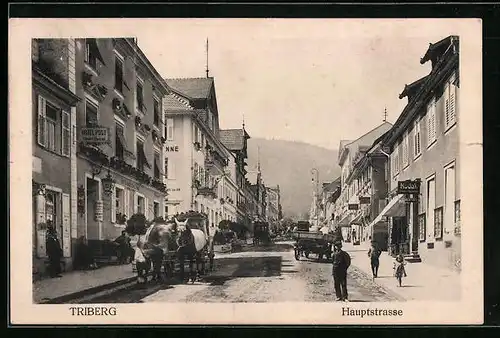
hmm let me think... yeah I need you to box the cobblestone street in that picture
[84,242,399,303]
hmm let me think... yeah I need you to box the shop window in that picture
[434,207,443,240]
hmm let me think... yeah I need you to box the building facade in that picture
[318,178,341,231]
[334,122,393,241]
[265,186,282,231]
[32,38,80,273]
[163,77,230,233]
[74,38,169,254]
[381,35,460,271]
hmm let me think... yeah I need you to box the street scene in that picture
[30,21,462,305]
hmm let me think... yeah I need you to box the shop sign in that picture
[165,145,180,152]
[359,196,371,204]
[167,188,181,192]
[348,204,359,210]
[80,127,110,145]
[397,179,421,195]
[94,200,103,221]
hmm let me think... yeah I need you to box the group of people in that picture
[330,239,408,301]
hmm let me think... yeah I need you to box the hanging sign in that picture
[359,196,371,204]
[95,200,104,221]
[397,179,421,195]
[62,193,71,258]
[80,127,110,145]
[348,204,359,210]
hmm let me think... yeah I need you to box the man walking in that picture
[368,240,382,278]
[332,241,351,301]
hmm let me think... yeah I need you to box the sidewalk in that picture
[343,242,461,301]
[33,264,136,303]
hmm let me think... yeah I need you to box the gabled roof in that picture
[219,129,250,151]
[165,77,214,100]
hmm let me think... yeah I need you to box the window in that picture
[392,145,400,176]
[434,207,443,240]
[418,213,426,241]
[113,186,125,222]
[402,133,409,168]
[165,205,169,217]
[153,201,160,219]
[153,98,160,127]
[445,73,457,130]
[136,139,148,171]
[85,101,98,126]
[427,99,437,146]
[37,95,70,157]
[154,151,161,179]
[136,80,144,112]
[137,195,145,214]
[454,200,461,236]
[194,125,199,143]
[115,123,125,159]
[193,162,198,182]
[166,118,174,141]
[114,56,124,93]
[85,39,98,70]
[414,117,422,157]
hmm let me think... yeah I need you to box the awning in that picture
[350,213,362,225]
[368,194,406,228]
[116,130,135,159]
[338,213,352,227]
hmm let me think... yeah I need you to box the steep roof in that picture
[219,129,246,151]
[165,77,214,100]
[163,93,194,111]
[399,75,431,100]
[420,35,459,65]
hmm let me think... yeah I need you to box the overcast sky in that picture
[136,19,462,150]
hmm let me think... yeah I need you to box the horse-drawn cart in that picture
[293,231,335,261]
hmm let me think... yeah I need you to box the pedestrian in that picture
[134,239,150,284]
[332,241,351,301]
[367,241,382,278]
[45,221,63,278]
[114,230,133,264]
[393,254,407,287]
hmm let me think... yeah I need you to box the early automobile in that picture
[292,221,334,261]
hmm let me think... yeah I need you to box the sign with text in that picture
[359,196,371,204]
[80,127,110,145]
[165,145,179,152]
[94,200,103,222]
[348,204,359,210]
[397,179,421,195]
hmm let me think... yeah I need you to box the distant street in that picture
[85,242,398,303]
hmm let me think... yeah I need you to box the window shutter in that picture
[62,193,71,257]
[111,187,116,223]
[145,197,149,220]
[124,189,130,218]
[61,110,70,156]
[450,84,456,125]
[37,95,46,147]
[432,105,437,141]
[134,192,138,214]
[445,84,450,128]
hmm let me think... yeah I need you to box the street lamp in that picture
[311,168,319,227]
[101,169,116,196]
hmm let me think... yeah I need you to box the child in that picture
[134,239,150,284]
[393,254,407,287]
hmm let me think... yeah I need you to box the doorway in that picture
[86,177,100,240]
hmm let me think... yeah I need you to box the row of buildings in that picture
[315,35,461,272]
[32,37,282,274]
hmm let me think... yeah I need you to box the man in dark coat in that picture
[46,222,63,278]
[368,241,382,278]
[332,241,351,301]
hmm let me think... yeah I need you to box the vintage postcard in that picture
[9,18,483,325]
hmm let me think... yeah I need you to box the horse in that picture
[142,220,177,283]
[174,217,209,283]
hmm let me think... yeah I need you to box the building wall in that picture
[389,70,460,271]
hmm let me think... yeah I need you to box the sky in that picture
[136,19,463,150]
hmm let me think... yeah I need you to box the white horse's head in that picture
[174,217,190,232]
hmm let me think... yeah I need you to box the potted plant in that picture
[125,213,148,242]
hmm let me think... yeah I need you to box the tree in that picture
[125,213,148,237]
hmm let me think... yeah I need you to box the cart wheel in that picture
[294,249,300,261]
[305,251,310,259]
